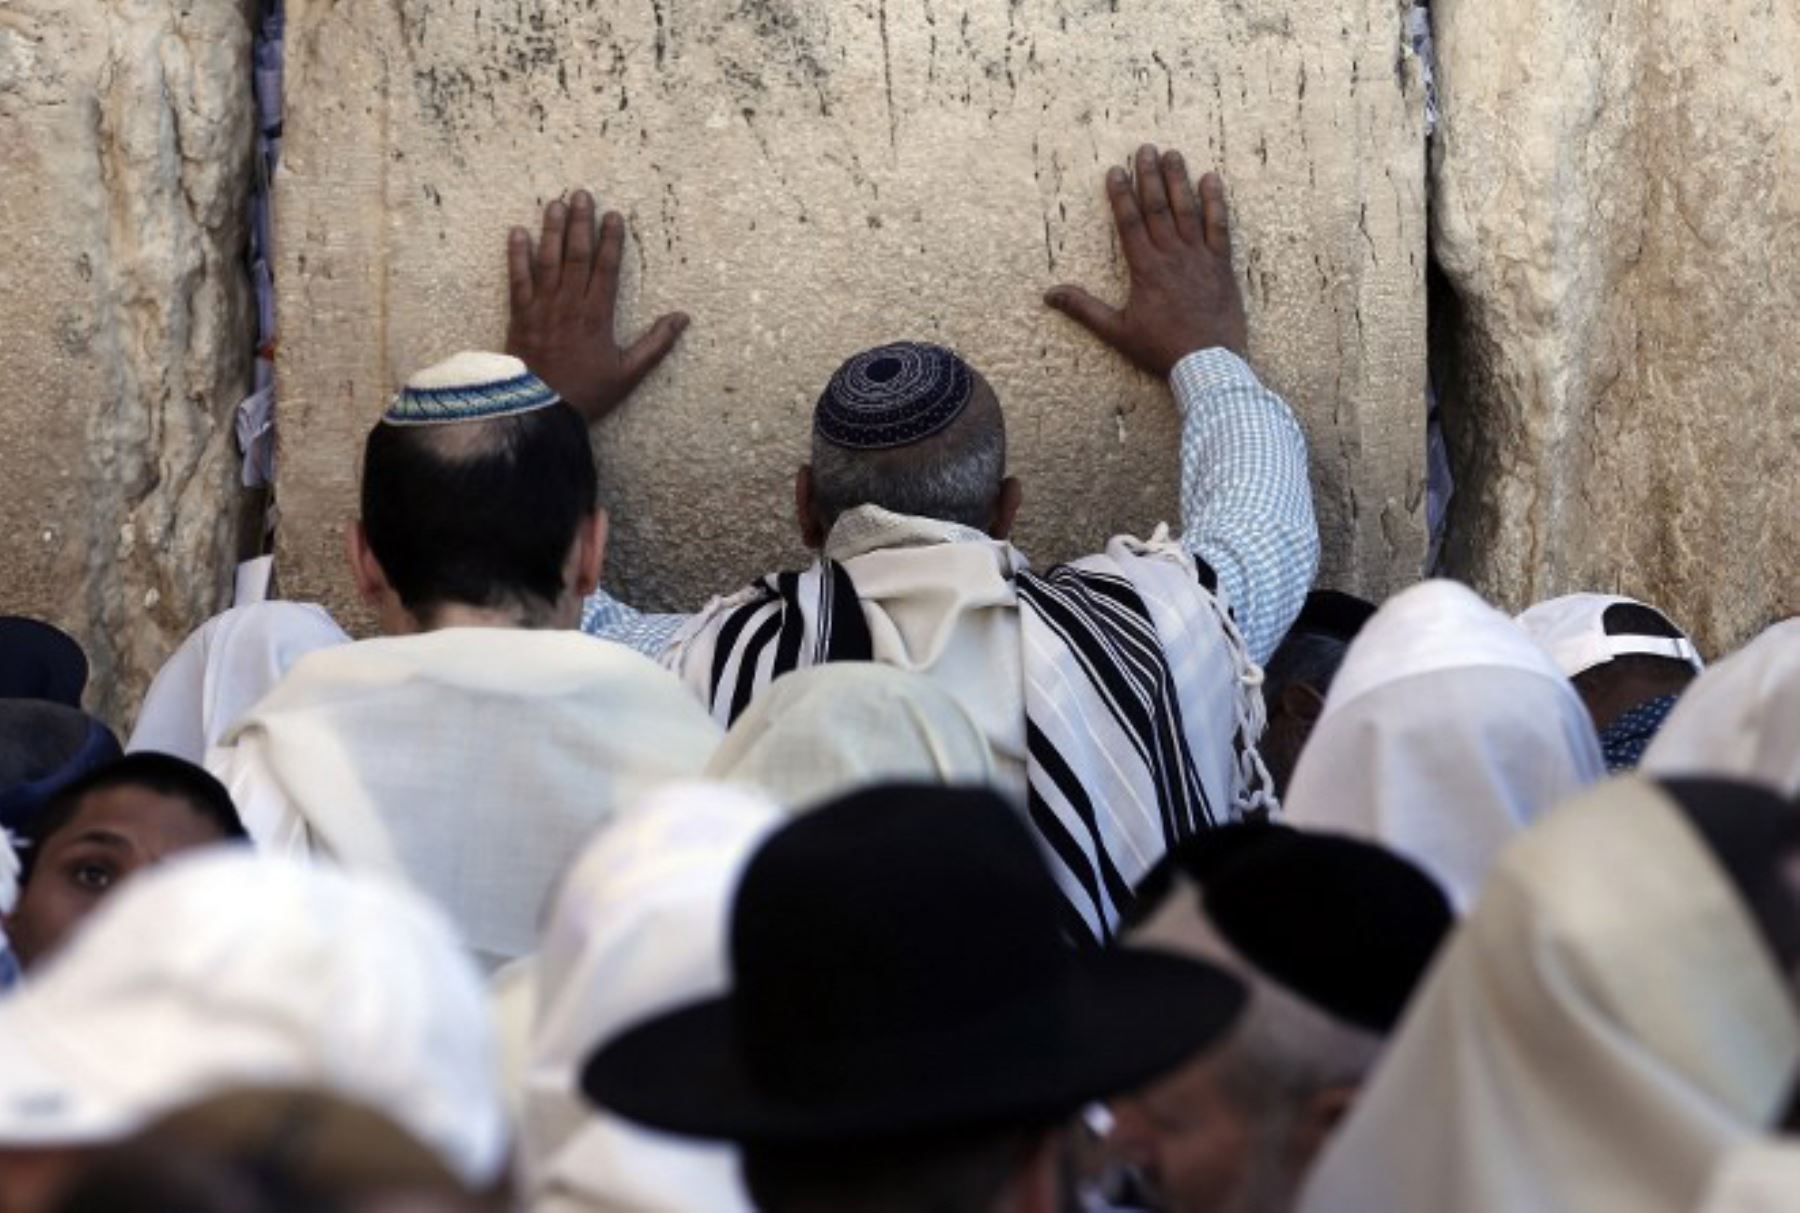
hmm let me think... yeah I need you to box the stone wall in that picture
[0,0,253,720]
[1432,0,1800,654]
[6,0,1793,713]
[274,0,1431,624]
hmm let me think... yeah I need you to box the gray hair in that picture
[808,385,1007,532]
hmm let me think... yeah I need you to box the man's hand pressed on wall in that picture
[1046,145,1249,376]
[506,190,689,424]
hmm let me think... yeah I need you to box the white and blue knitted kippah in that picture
[383,351,562,426]
[814,342,976,451]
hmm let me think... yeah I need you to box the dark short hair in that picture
[19,752,247,884]
[1263,631,1351,711]
[741,1124,1050,1213]
[360,404,598,621]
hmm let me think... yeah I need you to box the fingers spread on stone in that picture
[537,199,567,293]
[596,212,625,302]
[1163,151,1201,245]
[1200,172,1232,259]
[507,228,534,310]
[1045,285,1125,345]
[566,191,597,288]
[621,312,691,391]
[1135,144,1176,248]
[1107,167,1148,258]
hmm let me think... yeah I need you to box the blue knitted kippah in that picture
[814,342,976,451]
[383,352,562,426]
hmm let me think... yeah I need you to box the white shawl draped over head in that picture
[1283,579,1605,910]
[1298,778,1800,1213]
[705,662,999,809]
[209,629,723,969]
[519,782,782,1213]
[1643,618,1800,797]
[1699,1142,1800,1213]
[129,602,350,763]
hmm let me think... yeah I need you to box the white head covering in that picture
[1698,1141,1800,1213]
[1284,580,1606,910]
[1641,618,1800,797]
[0,850,507,1185]
[1298,778,1800,1213]
[129,602,350,763]
[0,829,19,988]
[0,828,18,915]
[705,662,999,809]
[1517,592,1703,680]
[518,782,782,1213]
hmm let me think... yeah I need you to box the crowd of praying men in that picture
[0,144,1796,1213]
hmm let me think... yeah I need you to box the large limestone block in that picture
[0,0,253,718]
[1433,0,1800,653]
[277,0,1428,621]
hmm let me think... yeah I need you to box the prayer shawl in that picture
[209,629,723,970]
[1643,618,1800,797]
[129,602,350,763]
[0,829,18,991]
[664,507,1271,944]
[1699,1143,1800,1213]
[1298,779,1800,1213]
[1284,580,1606,911]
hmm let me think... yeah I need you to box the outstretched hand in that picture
[505,190,689,424]
[1046,145,1248,377]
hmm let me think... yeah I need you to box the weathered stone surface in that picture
[0,0,254,719]
[1433,0,1800,654]
[276,0,1430,623]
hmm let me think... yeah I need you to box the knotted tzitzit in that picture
[814,342,976,450]
[1207,592,1279,817]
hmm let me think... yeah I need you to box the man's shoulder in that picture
[246,627,706,714]
[1041,528,1221,596]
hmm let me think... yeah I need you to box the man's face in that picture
[4,787,231,969]
[1108,1047,1255,1213]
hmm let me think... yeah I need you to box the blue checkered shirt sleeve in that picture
[1169,348,1320,666]
[580,591,689,659]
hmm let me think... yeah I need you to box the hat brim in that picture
[581,949,1244,1146]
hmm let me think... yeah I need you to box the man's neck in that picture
[405,602,568,633]
[823,505,1010,564]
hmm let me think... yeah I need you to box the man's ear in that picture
[1280,681,1328,724]
[1290,1084,1359,1173]
[345,521,390,606]
[574,509,608,598]
[796,466,828,549]
[989,477,1024,540]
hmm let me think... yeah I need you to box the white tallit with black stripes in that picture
[663,507,1273,944]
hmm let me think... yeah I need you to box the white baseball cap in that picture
[0,850,507,1186]
[1517,593,1703,681]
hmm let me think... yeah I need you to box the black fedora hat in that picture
[1134,823,1453,1034]
[582,784,1247,1145]
[1292,590,1378,644]
[0,617,89,707]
